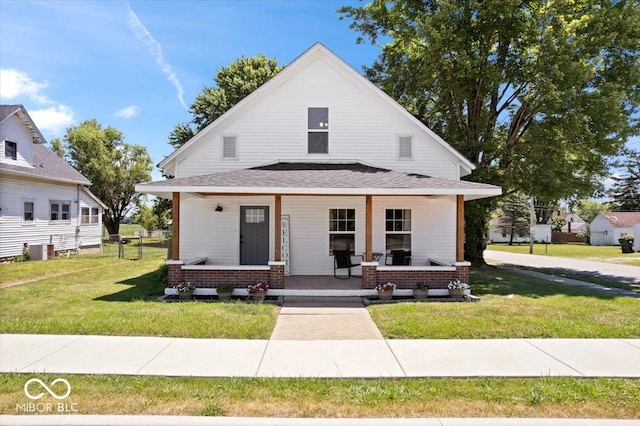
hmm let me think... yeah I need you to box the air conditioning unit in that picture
[29,244,47,261]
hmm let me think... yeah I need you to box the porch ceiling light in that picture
[215,204,223,212]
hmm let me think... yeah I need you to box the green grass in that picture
[0,244,278,339]
[487,242,640,266]
[1,374,638,418]
[370,266,640,339]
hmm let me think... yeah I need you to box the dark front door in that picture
[240,206,270,265]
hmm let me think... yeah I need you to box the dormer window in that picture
[4,141,17,160]
[308,107,328,154]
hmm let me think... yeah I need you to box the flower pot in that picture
[178,291,193,300]
[250,289,267,301]
[217,292,233,301]
[413,289,429,299]
[449,288,465,298]
[377,290,393,300]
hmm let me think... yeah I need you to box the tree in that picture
[133,203,159,232]
[168,54,283,149]
[64,119,153,235]
[497,194,530,245]
[340,0,640,264]
[574,199,610,223]
[609,149,640,211]
[49,137,65,158]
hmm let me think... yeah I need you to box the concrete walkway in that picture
[270,296,383,340]
[485,250,640,284]
[2,334,640,378]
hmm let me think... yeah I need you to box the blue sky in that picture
[1,0,636,189]
[0,0,380,178]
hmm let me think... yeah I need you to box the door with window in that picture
[240,206,270,265]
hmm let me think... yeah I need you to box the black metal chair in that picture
[385,250,412,266]
[332,250,363,279]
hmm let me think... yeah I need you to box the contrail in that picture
[126,3,188,110]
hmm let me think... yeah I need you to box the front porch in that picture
[165,257,470,297]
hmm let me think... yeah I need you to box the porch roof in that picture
[137,162,501,200]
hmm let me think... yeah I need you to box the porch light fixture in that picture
[215,204,223,212]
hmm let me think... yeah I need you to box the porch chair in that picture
[332,250,363,279]
[385,250,412,266]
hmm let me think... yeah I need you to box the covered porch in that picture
[137,163,501,294]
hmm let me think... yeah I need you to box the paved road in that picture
[485,250,640,284]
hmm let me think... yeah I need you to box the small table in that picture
[365,252,384,262]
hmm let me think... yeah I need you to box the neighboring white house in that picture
[0,105,107,260]
[590,212,640,246]
[634,223,640,252]
[137,43,501,292]
[487,219,552,244]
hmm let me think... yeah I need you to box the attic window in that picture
[222,136,237,159]
[398,136,412,159]
[4,141,17,160]
[308,107,328,154]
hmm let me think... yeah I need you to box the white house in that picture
[590,212,640,246]
[487,219,552,244]
[137,43,501,293]
[0,105,106,261]
[634,223,640,252]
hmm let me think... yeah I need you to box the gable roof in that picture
[0,104,90,185]
[138,161,500,201]
[0,104,46,144]
[158,43,476,176]
[599,212,640,228]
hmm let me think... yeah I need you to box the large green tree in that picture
[340,0,640,263]
[64,119,153,235]
[168,54,282,149]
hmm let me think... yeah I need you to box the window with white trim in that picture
[81,207,100,225]
[308,107,328,154]
[398,136,413,159]
[23,201,35,223]
[50,200,71,221]
[329,208,355,253]
[4,141,17,160]
[385,209,411,252]
[222,136,237,159]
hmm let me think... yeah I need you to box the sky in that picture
[0,0,381,179]
[1,0,637,190]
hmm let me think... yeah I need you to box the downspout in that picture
[75,185,81,251]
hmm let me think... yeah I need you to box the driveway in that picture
[484,250,640,284]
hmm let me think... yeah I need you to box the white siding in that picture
[0,176,102,258]
[634,224,640,252]
[179,194,459,274]
[175,59,459,180]
[590,214,615,246]
[179,194,275,263]
[1,115,34,167]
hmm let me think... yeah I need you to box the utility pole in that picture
[529,197,536,254]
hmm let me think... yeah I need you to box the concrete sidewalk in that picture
[2,334,639,378]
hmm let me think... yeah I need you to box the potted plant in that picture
[448,279,469,298]
[176,281,194,299]
[413,282,429,299]
[619,234,634,254]
[216,283,235,300]
[247,282,269,300]
[376,282,396,300]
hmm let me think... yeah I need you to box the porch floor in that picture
[284,275,362,290]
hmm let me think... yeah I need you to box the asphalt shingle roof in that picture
[601,212,640,228]
[140,162,499,193]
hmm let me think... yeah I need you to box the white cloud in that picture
[29,105,74,137]
[126,4,188,110]
[114,105,141,118]
[0,68,51,103]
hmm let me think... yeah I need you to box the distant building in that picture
[590,212,640,246]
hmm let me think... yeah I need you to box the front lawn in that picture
[0,245,278,339]
[487,242,640,266]
[370,266,640,339]
[1,374,638,418]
